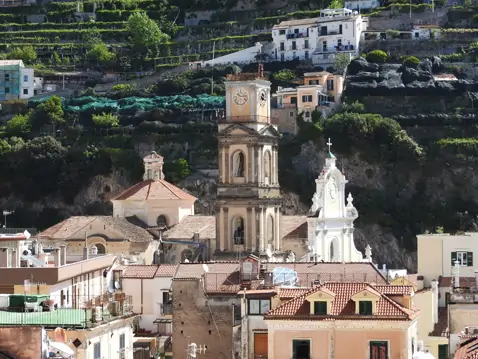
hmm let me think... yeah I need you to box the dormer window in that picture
[313,301,327,315]
[359,301,373,315]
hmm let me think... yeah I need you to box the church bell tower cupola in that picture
[306,139,369,263]
[143,151,165,181]
[216,69,282,256]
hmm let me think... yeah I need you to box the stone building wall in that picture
[172,279,236,359]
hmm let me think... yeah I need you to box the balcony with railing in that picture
[314,44,355,54]
[161,303,173,315]
[218,115,279,125]
[0,293,134,328]
[286,32,309,39]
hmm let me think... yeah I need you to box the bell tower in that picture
[216,67,282,255]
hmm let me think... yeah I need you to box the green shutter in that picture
[314,301,327,315]
[468,252,474,267]
[451,252,457,266]
[438,344,448,359]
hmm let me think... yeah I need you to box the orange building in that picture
[264,282,419,359]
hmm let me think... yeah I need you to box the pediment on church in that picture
[218,123,258,137]
[258,125,281,137]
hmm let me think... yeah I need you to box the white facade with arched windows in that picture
[305,144,372,263]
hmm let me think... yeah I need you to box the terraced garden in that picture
[0,0,342,72]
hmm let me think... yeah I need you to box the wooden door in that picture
[253,333,268,358]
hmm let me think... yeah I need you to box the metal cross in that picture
[326,138,332,152]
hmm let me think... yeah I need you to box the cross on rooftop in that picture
[327,138,332,152]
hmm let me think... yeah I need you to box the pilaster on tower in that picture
[215,69,282,258]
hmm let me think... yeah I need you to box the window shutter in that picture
[451,252,457,266]
[468,252,474,267]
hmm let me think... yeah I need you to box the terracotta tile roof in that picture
[39,216,154,243]
[375,285,414,296]
[163,215,307,241]
[278,288,310,299]
[265,283,418,321]
[439,277,475,288]
[121,264,178,279]
[429,307,449,337]
[112,179,196,201]
[454,337,478,359]
[173,262,387,294]
[280,216,307,239]
[163,216,215,240]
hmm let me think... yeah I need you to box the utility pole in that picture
[2,210,13,228]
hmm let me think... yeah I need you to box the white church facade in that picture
[303,139,372,264]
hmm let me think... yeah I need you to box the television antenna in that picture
[2,210,14,228]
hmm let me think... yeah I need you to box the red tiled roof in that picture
[163,215,308,241]
[121,264,178,279]
[375,285,414,296]
[163,216,216,240]
[278,288,310,299]
[112,179,196,201]
[39,216,153,243]
[429,307,449,337]
[264,282,418,321]
[454,337,478,359]
[173,262,388,294]
[439,277,476,288]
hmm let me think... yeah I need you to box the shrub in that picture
[92,112,119,128]
[403,56,420,69]
[272,69,296,82]
[366,50,387,64]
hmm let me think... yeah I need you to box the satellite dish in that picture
[184,259,190,263]
[23,230,31,240]
[114,281,121,289]
[202,264,209,273]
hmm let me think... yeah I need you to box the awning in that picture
[49,342,75,358]
[153,318,172,324]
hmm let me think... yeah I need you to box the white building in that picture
[304,139,372,263]
[271,8,367,65]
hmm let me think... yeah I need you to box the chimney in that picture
[0,248,8,267]
[453,260,460,288]
[193,232,200,242]
[475,270,478,290]
[60,245,67,266]
[83,246,89,261]
[431,279,439,323]
[11,248,17,268]
[53,248,60,267]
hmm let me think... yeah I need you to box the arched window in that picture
[147,169,152,180]
[181,249,193,262]
[232,216,245,245]
[94,243,106,255]
[267,215,274,248]
[232,151,245,178]
[157,215,168,228]
[264,151,272,184]
[329,240,336,262]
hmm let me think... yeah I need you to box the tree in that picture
[6,111,32,135]
[366,50,387,64]
[403,56,420,69]
[328,0,343,8]
[83,28,102,47]
[92,112,119,128]
[126,12,169,51]
[33,96,64,129]
[7,46,37,64]
[87,43,116,64]
[272,69,296,82]
[164,158,191,183]
[334,53,351,74]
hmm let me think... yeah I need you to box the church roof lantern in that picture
[325,152,336,159]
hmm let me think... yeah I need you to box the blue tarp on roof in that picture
[272,267,298,286]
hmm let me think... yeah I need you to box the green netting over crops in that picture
[30,94,226,113]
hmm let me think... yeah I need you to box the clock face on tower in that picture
[328,178,338,200]
[232,87,249,106]
[258,89,267,107]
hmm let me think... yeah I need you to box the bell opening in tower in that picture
[232,217,245,245]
